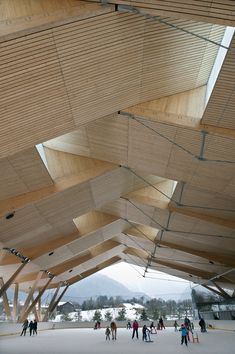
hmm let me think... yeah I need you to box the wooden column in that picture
[49,285,69,315]
[0,277,12,321]
[31,296,39,322]
[19,277,53,322]
[202,284,226,298]
[212,281,231,299]
[19,271,44,318]
[42,283,61,322]
[0,262,27,297]
[12,283,19,321]
[37,296,41,321]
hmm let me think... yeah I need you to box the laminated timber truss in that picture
[0,0,234,321]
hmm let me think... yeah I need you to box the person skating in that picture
[132,320,139,339]
[105,326,111,340]
[20,319,29,336]
[29,320,34,336]
[179,324,188,346]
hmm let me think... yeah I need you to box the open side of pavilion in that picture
[0,0,235,332]
[1,327,235,354]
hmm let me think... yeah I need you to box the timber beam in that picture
[127,228,235,268]
[202,284,227,299]
[0,262,28,296]
[19,277,53,322]
[212,281,232,299]
[0,278,12,321]
[42,284,61,322]
[0,160,116,219]
[15,240,122,283]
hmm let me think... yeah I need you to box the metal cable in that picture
[123,232,152,256]
[120,111,235,164]
[118,5,230,50]
[122,165,235,213]
[121,196,166,230]
[120,199,235,240]
[122,218,156,244]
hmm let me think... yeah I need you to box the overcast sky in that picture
[100,262,192,300]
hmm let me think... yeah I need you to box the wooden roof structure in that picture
[0,0,235,319]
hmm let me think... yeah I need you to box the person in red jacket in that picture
[132,320,139,339]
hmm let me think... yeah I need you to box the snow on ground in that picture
[54,303,144,322]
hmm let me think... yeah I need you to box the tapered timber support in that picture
[212,281,231,299]
[0,262,27,297]
[37,296,42,321]
[42,284,61,321]
[19,277,53,322]
[12,283,19,321]
[48,285,69,316]
[0,278,12,321]
[202,284,228,299]
[19,271,44,318]
[32,299,39,322]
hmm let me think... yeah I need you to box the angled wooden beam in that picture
[115,1,235,26]
[0,277,12,321]
[0,262,27,296]
[125,246,216,280]
[31,296,40,322]
[49,286,69,315]
[202,284,226,298]
[12,283,19,322]
[168,205,235,229]
[1,212,120,266]
[48,256,121,290]
[42,284,61,322]
[151,258,216,279]
[19,271,44,317]
[16,240,121,283]
[68,256,122,286]
[123,86,235,139]
[128,228,235,268]
[0,160,116,219]
[19,277,53,322]
[212,281,232,299]
[37,296,42,321]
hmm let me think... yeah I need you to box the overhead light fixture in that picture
[3,247,30,263]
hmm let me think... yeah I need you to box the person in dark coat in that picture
[142,325,151,342]
[20,319,28,336]
[29,321,34,336]
[110,321,117,340]
[199,318,207,332]
[132,320,139,339]
[33,320,38,335]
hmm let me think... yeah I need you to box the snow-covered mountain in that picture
[62,274,149,303]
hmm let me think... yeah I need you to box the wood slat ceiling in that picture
[202,34,235,129]
[0,3,224,157]
[0,0,234,296]
[87,0,235,26]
